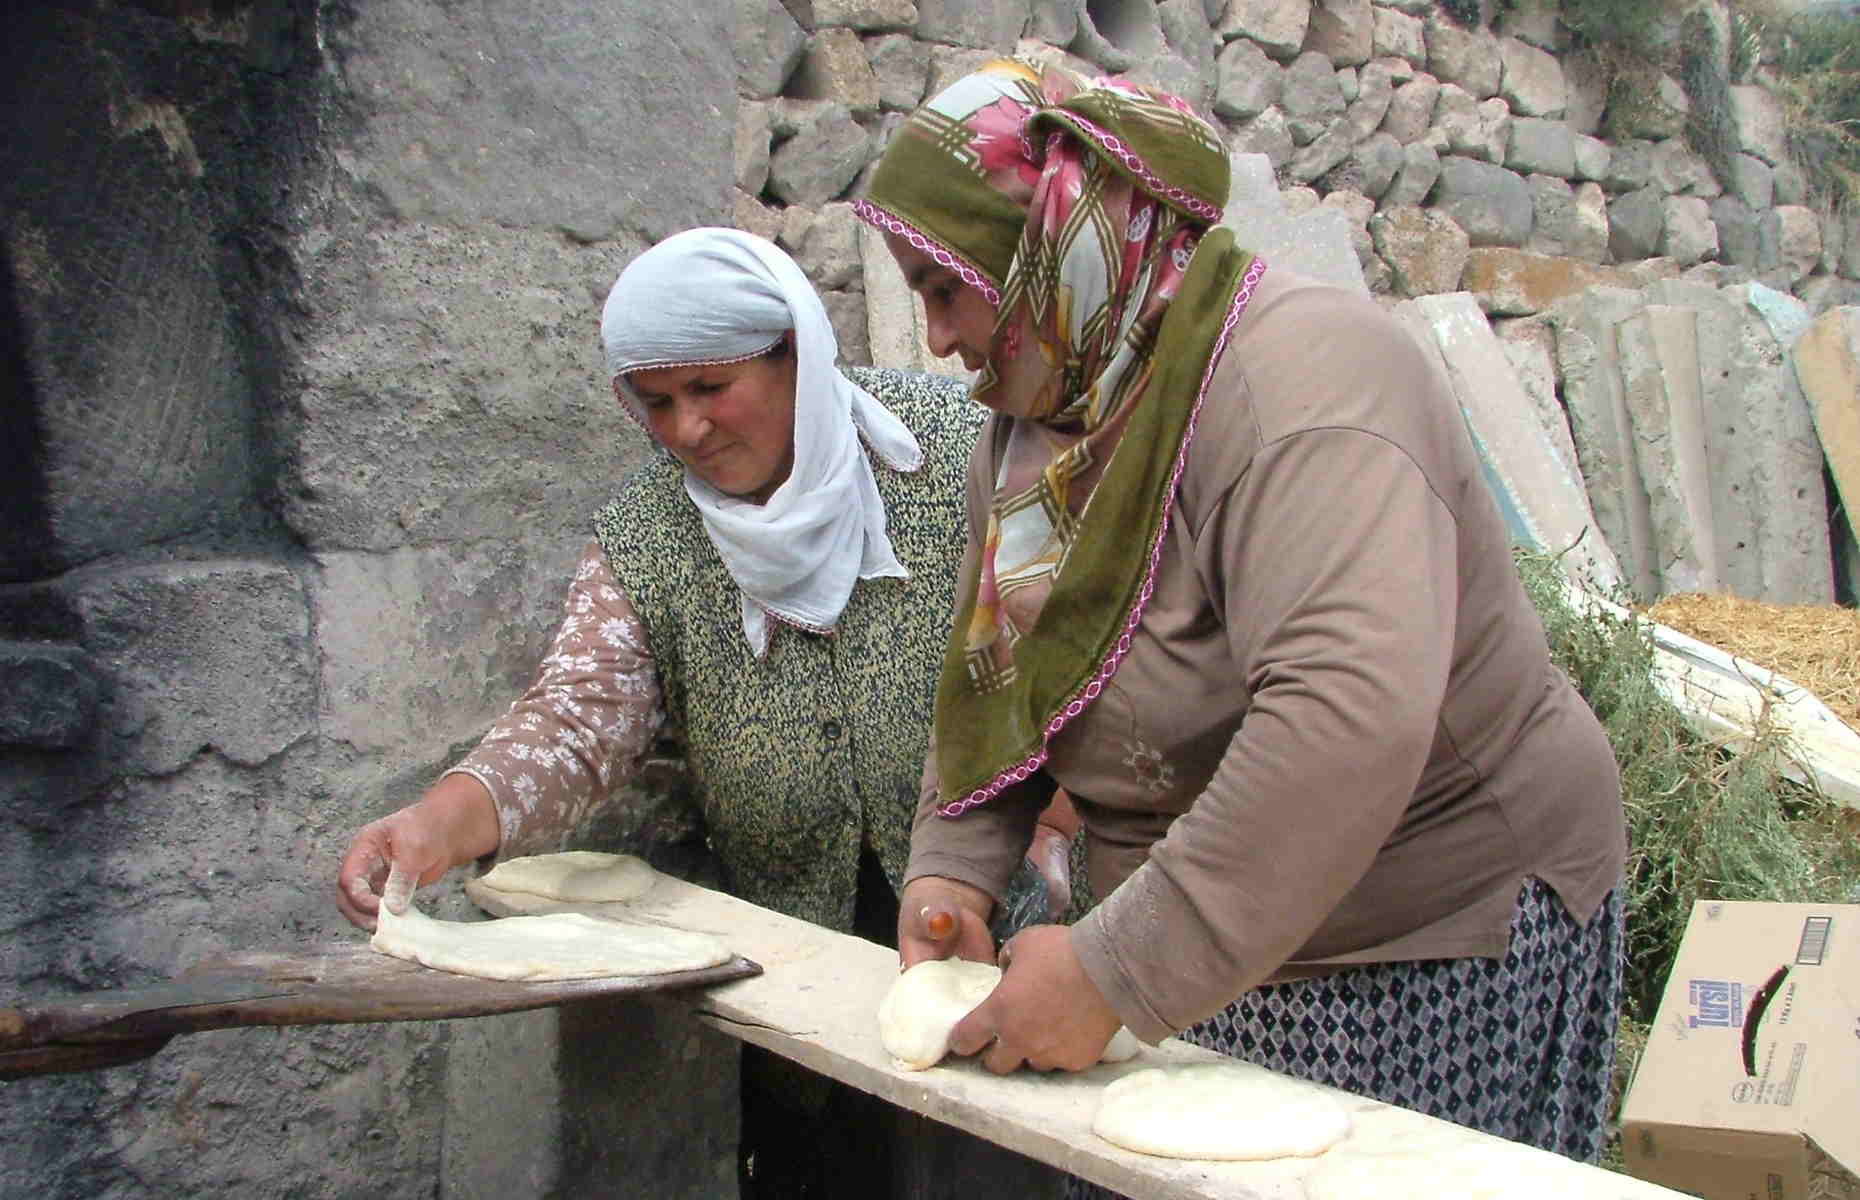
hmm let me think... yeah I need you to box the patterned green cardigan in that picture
[593,366,982,931]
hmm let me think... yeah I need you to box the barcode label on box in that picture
[1795,916,1832,965]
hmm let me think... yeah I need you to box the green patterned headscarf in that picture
[856,58,1266,817]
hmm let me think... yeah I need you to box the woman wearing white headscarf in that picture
[333,228,1073,1196]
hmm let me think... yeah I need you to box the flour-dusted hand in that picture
[948,923,1123,1074]
[897,875,996,969]
[335,774,501,930]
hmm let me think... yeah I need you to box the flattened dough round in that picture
[1092,1062,1351,1160]
[477,851,656,903]
[876,959,1146,1072]
[372,900,730,981]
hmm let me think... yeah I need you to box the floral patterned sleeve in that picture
[443,541,665,858]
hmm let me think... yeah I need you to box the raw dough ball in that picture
[879,959,1003,1070]
[876,959,1147,1071]
[478,851,656,903]
[1092,1062,1351,1160]
[372,900,730,981]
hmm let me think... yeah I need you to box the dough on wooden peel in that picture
[876,959,1142,1071]
[372,900,731,982]
[477,851,656,903]
[1091,1062,1351,1160]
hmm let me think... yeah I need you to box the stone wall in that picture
[1,0,1851,1197]
[2,1,731,1196]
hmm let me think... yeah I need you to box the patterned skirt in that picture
[1069,876,1623,1198]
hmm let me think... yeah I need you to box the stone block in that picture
[809,0,919,29]
[1562,48,1608,136]
[285,222,645,553]
[1760,205,1824,287]
[1307,0,1373,67]
[1218,0,1310,59]
[1424,14,1500,99]
[1649,139,1718,198]
[1525,176,1607,264]
[1660,195,1719,269]
[337,0,732,241]
[1229,106,1295,169]
[736,101,773,195]
[769,102,873,206]
[0,642,97,750]
[1222,165,1368,294]
[1381,139,1442,209]
[1394,293,1622,591]
[916,0,1030,48]
[1214,37,1284,119]
[1326,130,1404,199]
[796,202,864,289]
[1430,154,1533,248]
[1571,133,1610,183]
[1497,35,1565,117]
[1607,186,1665,262]
[1323,189,1377,265]
[868,33,932,111]
[1372,204,1469,296]
[1462,247,1634,316]
[1380,73,1438,143]
[1711,194,1762,268]
[1616,305,1719,595]
[69,560,315,775]
[1655,280,1835,605]
[1792,307,1860,597]
[1601,138,1654,193]
[1343,58,1397,139]
[791,27,883,116]
[1372,6,1426,69]
[314,538,585,762]
[1545,286,1660,599]
[1773,167,1809,217]
[735,189,786,243]
[1505,116,1575,178]
[1281,49,1348,142]
[1728,83,1789,167]
[1026,0,1082,43]
[1288,126,1357,183]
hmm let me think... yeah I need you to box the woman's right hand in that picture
[897,875,996,969]
[335,774,501,930]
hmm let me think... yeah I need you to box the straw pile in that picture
[1647,593,1860,732]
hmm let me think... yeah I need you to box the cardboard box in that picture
[1621,901,1860,1200]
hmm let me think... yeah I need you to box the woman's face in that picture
[884,233,998,374]
[625,338,798,504]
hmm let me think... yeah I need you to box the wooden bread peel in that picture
[0,940,759,1081]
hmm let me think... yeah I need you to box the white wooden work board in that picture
[469,873,1688,1200]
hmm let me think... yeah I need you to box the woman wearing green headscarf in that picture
[857,59,1627,1165]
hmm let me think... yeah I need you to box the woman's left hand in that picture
[947,924,1123,1074]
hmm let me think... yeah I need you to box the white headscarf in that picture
[601,228,923,657]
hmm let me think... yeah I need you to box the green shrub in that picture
[1515,551,1860,1021]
